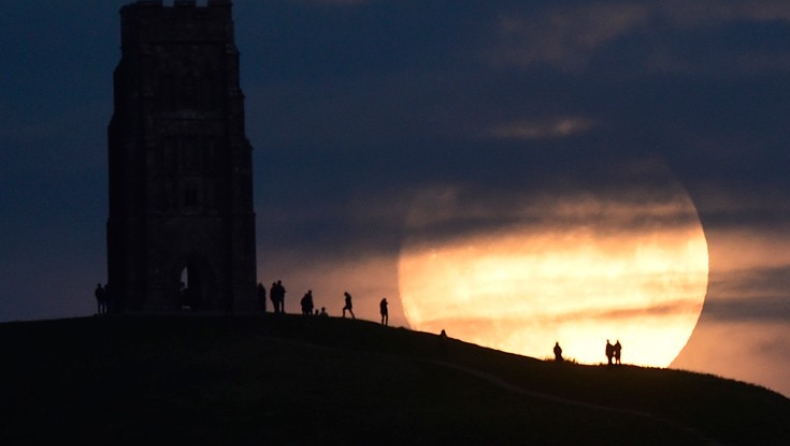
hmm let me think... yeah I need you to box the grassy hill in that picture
[1,315,788,445]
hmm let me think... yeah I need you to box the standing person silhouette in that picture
[342,292,355,319]
[380,298,389,326]
[606,339,614,365]
[300,290,314,316]
[277,280,286,313]
[94,283,106,315]
[553,342,563,362]
[614,340,622,365]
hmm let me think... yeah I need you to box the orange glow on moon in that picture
[398,187,709,367]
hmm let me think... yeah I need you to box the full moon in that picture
[398,177,709,367]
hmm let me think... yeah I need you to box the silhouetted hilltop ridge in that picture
[1,315,787,445]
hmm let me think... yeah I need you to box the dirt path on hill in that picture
[428,358,722,446]
[257,334,722,445]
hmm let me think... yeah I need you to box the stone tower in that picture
[107,0,257,313]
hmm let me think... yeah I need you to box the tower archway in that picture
[173,253,217,312]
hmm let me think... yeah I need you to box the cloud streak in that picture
[487,0,790,75]
[489,117,597,140]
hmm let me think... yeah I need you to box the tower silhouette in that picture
[107,0,257,313]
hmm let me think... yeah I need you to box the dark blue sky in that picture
[1,0,789,395]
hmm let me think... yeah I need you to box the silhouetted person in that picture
[553,342,564,362]
[300,290,314,316]
[606,339,614,365]
[380,298,389,325]
[319,307,328,317]
[342,292,355,319]
[269,282,279,313]
[94,283,106,315]
[103,283,114,314]
[614,340,622,365]
[277,280,287,313]
[438,329,449,357]
[257,283,266,313]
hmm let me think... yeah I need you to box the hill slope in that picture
[1,315,787,445]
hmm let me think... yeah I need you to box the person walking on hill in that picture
[342,292,355,319]
[380,298,389,326]
[613,340,622,365]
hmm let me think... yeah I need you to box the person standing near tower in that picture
[94,283,106,315]
[269,282,280,314]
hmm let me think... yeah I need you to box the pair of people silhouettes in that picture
[342,293,388,325]
[606,339,622,365]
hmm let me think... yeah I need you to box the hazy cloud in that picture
[701,265,790,322]
[419,299,706,328]
[490,3,651,70]
[703,294,790,323]
[489,117,597,140]
[531,298,705,326]
[660,0,790,25]
[487,0,790,75]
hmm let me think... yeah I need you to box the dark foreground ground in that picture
[1,315,788,445]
